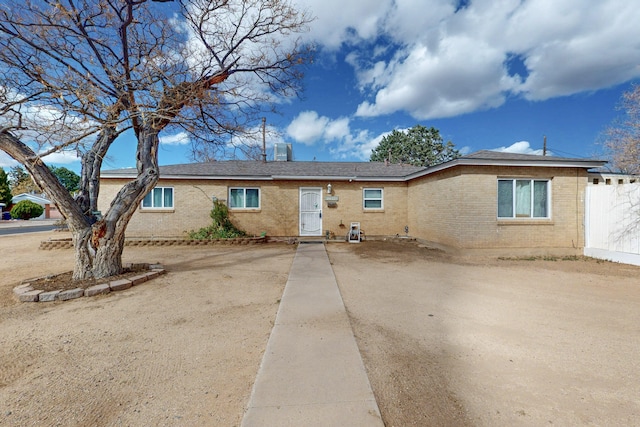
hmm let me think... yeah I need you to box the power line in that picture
[544,146,602,159]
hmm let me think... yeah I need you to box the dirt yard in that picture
[1,232,640,426]
[0,232,296,426]
[328,241,640,427]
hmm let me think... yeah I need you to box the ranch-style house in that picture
[99,150,606,255]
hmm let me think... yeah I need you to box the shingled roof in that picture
[462,150,604,164]
[100,151,606,182]
[403,150,606,179]
[101,160,426,181]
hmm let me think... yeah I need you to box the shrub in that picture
[10,200,44,220]
[189,200,247,239]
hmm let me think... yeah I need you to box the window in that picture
[363,188,383,209]
[229,188,260,209]
[142,187,173,209]
[498,179,549,218]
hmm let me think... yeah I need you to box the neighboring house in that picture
[11,193,63,220]
[99,150,605,255]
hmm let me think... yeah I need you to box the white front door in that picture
[299,187,322,236]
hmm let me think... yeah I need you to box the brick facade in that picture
[98,179,409,239]
[99,158,595,255]
[408,165,588,254]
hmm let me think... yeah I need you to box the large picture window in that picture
[229,188,260,209]
[142,187,173,209]
[363,188,383,209]
[498,179,549,218]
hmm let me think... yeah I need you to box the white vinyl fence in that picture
[585,183,640,266]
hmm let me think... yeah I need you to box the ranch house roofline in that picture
[100,150,607,182]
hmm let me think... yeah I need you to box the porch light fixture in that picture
[327,183,332,194]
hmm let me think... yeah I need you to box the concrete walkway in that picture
[241,243,383,427]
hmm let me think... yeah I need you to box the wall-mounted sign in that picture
[325,196,339,202]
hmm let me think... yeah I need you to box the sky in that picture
[2,0,640,172]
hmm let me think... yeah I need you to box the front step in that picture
[298,236,326,244]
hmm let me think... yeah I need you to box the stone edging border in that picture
[39,236,268,250]
[12,263,167,303]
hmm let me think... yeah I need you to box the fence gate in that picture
[585,183,640,266]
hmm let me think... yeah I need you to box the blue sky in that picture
[2,0,639,172]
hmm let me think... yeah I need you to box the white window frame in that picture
[229,187,261,210]
[497,179,550,219]
[141,186,174,209]
[363,188,383,210]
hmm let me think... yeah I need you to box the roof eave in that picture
[101,158,607,181]
[101,173,412,181]
[272,175,408,181]
[100,173,276,181]
[405,158,608,180]
[460,158,606,167]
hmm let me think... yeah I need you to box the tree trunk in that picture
[75,126,160,280]
[1,128,159,281]
[92,223,125,279]
[72,227,94,281]
[71,221,125,280]
[76,128,116,217]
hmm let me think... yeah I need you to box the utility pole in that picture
[262,117,267,163]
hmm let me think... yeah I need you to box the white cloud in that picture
[0,148,79,169]
[293,0,392,49]
[286,111,327,144]
[491,141,549,156]
[324,118,351,141]
[329,128,378,161]
[160,132,190,146]
[40,150,80,165]
[1,88,97,168]
[286,110,379,160]
[458,145,472,155]
[504,1,640,100]
[355,39,518,119]
[286,111,351,145]
[0,152,18,168]
[298,0,640,119]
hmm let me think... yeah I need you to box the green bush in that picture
[10,200,44,220]
[189,200,247,239]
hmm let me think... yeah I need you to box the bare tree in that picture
[603,84,640,174]
[0,0,311,279]
[191,121,282,161]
